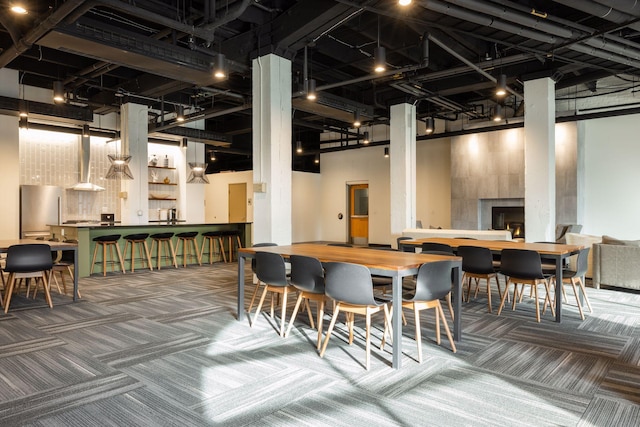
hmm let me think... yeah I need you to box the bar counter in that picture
[49,222,251,277]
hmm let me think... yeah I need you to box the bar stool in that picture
[176,232,202,267]
[201,231,227,264]
[90,234,125,276]
[219,230,243,263]
[149,232,178,269]
[123,233,153,272]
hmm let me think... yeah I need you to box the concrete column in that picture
[389,103,417,239]
[251,54,292,245]
[524,77,556,242]
[120,102,149,224]
[0,69,20,238]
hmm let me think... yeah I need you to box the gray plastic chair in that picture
[319,262,392,370]
[421,242,453,253]
[497,249,555,322]
[560,247,592,320]
[251,251,295,337]
[285,255,326,349]
[402,259,457,363]
[458,245,502,312]
[420,250,456,322]
[3,244,54,313]
[247,243,278,313]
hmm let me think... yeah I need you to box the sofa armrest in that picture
[592,243,640,290]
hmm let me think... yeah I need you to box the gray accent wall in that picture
[451,123,578,231]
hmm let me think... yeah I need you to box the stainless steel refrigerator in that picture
[20,185,64,239]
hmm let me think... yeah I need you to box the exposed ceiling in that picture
[4,0,640,171]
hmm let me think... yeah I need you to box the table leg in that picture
[392,273,402,369]
[452,263,462,341]
[73,248,79,302]
[555,255,562,322]
[237,255,245,321]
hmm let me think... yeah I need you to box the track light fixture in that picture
[384,147,390,158]
[363,131,370,144]
[353,111,361,128]
[306,78,317,100]
[425,117,435,134]
[374,46,386,73]
[214,53,227,79]
[53,81,65,103]
[10,2,28,14]
[493,104,504,122]
[496,74,507,97]
[18,99,28,118]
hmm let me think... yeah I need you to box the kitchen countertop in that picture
[52,222,250,228]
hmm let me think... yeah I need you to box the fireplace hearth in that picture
[492,206,525,238]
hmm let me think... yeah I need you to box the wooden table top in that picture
[402,237,584,256]
[240,243,461,272]
[0,239,78,252]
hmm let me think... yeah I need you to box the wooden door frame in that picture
[348,182,369,245]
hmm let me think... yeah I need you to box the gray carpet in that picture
[1,263,639,426]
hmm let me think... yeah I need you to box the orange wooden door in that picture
[349,184,368,245]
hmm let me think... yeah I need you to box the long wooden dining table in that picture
[237,243,462,369]
[399,237,585,322]
[0,239,79,302]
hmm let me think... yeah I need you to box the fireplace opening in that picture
[492,206,525,238]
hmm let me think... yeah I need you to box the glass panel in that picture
[353,188,368,215]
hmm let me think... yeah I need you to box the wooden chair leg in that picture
[285,293,305,337]
[319,304,341,357]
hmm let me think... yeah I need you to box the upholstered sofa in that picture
[592,236,640,290]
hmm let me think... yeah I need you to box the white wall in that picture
[583,114,640,238]
[319,140,451,246]
[292,171,322,242]
[205,171,254,225]
[416,137,451,229]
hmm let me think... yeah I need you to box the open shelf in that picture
[148,165,176,170]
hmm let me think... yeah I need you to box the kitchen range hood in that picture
[68,134,105,191]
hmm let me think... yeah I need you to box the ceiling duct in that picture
[68,134,105,191]
[292,91,374,125]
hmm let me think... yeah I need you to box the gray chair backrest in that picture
[255,252,289,287]
[421,242,453,253]
[458,245,495,275]
[251,243,277,272]
[409,260,456,302]
[573,247,590,277]
[397,236,413,252]
[289,255,325,294]
[5,244,53,273]
[499,249,545,279]
[324,262,378,306]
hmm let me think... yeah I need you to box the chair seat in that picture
[176,232,198,239]
[93,234,121,242]
[150,232,174,239]
[124,233,150,241]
